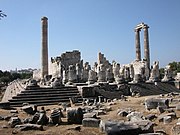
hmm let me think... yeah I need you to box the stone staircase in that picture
[7,86,83,107]
[130,82,180,96]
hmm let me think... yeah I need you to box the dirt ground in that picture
[0,95,179,135]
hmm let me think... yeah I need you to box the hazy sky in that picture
[0,0,180,71]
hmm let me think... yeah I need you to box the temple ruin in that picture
[1,17,179,108]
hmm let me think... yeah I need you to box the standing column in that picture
[135,28,141,61]
[41,17,49,78]
[143,24,150,69]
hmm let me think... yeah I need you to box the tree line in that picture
[0,70,32,86]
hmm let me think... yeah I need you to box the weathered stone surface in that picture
[100,120,141,135]
[148,61,160,82]
[106,68,114,83]
[30,112,48,125]
[50,109,61,124]
[10,110,18,114]
[158,112,177,122]
[97,64,106,82]
[67,107,83,124]
[8,117,21,128]
[68,65,77,84]
[82,118,100,127]
[133,120,154,133]
[37,113,49,125]
[163,116,172,124]
[161,65,173,82]
[50,50,81,79]
[145,98,169,110]
[25,79,39,89]
[126,111,144,122]
[15,124,43,131]
[117,110,129,117]
[157,106,165,113]
[88,70,97,84]
[145,114,157,121]
[77,86,96,98]
[21,105,34,115]
[83,113,97,119]
[51,77,63,88]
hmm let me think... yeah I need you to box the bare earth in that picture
[0,95,179,135]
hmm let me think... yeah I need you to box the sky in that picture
[0,0,180,71]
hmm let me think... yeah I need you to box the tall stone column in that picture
[135,28,141,61]
[143,24,150,69]
[41,17,49,78]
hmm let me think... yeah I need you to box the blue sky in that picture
[0,0,180,71]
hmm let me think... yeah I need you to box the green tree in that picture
[169,61,180,75]
[11,73,21,80]
[0,76,11,85]
[159,68,164,79]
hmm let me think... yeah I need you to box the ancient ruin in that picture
[0,18,180,135]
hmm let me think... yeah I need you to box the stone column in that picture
[143,24,150,69]
[135,28,141,61]
[68,65,77,84]
[41,17,48,78]
[87,70,97,84]
[97,64,106,82]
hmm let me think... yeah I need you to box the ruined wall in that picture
[49,50,81,78]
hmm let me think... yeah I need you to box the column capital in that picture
[143,24,149,29]
[41,16,48,21]
[134,28,141,32]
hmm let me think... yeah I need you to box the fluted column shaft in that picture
[135,29,141,61]
[41,17,48,78]
[143,25,150,69]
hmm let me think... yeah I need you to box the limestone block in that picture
[100,120,141,135]
[22,105,34,115]
[158,112,177,122]
[126,111,144,122]
[77,86,96,98]
[50,109,61,124]
[10,110,18,114]
[8,117,22,128]
[51,77,63,88]
[117,110,129,117]
[83,113,97,119]
[37,113,49,125]
[145,98,169,110]
[82,118,100,127]
[67,107,83,124]
[163,116,172,124]
[133,120,154,133]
